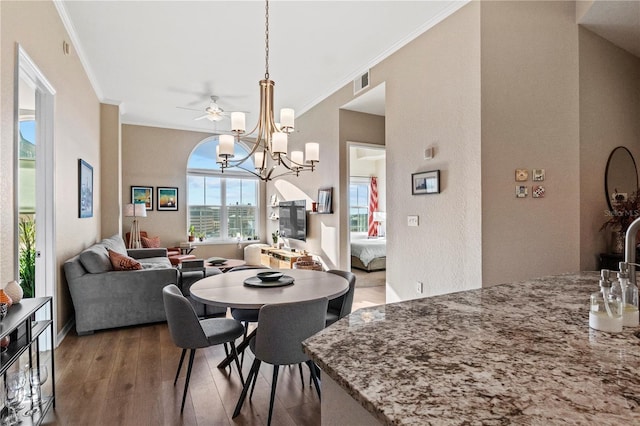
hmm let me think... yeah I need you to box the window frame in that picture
[349,177,370,233]
[187,137,261,243]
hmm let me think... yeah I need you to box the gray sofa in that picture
[64,234,180,335]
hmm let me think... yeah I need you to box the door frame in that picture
[14,45,57,340]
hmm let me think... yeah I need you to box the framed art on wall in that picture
[317,187,333,214]
[157,187,178,211]
[412,170,440,195]
[78,159,93,218]
[131,186,153,211]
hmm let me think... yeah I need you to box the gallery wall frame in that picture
[131,186,153,211]
[412,170,440,195]
[78,159,93,218]
[157,187,178,211]
[317,187,333,214]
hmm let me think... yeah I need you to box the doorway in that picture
[15,46,56,337]
[347,143,386,289]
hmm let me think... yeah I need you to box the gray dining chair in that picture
[163,284,245,413]
[325,269,357,326]
[232,297,328,426]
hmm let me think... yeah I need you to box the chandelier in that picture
[216,0,319,181]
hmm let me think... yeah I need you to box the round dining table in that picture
[190,268,349,368]
[190,268,349,309]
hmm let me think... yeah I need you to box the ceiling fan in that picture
[177,96,229,122]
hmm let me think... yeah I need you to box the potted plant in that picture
[197,232,205,242]
[601,192,640,254]
[188,225,196,242]
[271,230,279,248]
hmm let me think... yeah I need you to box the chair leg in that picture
[180,349,197,414]
[297,363,305,388]
[223,343,231,372]
[307,360,321,400]
[267,365,280,426]
[229,341,245,386]
[233,357,261,418]
[249,359,260,401]
[174,348,187,386]
[239,321,249,367]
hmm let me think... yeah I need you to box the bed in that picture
[350,232,386,272]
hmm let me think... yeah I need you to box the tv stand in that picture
[260,247,306,269]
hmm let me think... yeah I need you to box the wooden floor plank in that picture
[45,284,385,425]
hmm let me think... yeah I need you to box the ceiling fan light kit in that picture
[216,0,319,182]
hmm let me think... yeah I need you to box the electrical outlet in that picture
[408,215,419,227]
[416,281,424,294]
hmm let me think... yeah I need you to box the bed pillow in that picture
[141,236,161,248]
[108,249,142,271]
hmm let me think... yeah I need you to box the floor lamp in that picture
[124,203,147,249]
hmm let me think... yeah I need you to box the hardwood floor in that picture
[44,286,385,426]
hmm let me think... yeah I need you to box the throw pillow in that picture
[108,249,142,271]
[141,235,161,248]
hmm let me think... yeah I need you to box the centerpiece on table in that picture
[601,192,640,254]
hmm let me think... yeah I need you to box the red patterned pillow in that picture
[108,249,142,271]
[141,236,161,248]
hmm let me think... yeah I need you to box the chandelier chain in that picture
[264,0,269,80]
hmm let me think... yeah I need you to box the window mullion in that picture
[221,178,228,239]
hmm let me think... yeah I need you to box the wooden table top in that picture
[190,268,349,309]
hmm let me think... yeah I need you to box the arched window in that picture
[187,136,259,241]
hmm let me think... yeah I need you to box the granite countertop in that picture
[303,272,640,425]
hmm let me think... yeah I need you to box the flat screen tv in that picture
[278,200,306,242]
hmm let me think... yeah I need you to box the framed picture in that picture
[157,187,178,211]
[515,169,529,182]
[131,186,153,211]
[78,159,93,218]
[317,187,333,214]
[412,170,440,195]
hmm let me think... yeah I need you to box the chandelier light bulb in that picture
[219,134,235,156]
[305,142,319,163]
[272,132,288,154]
[280,108,295,130]
[254,151,265,169]
[231,112,246,133]
[291,150,304,165]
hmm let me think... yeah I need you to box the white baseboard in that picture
[56,318,75,347]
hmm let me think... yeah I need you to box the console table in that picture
[259,247,306,269]
[0,297,55,425]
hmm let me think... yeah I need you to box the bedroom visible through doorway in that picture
[348,144,386,287]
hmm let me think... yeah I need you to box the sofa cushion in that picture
[101,234,128,256]
[108,249,142,271]
[79,244,113,273]
[141,235,161,248]
[139,256,172,269]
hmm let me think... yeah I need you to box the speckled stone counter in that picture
[303,272,640,425]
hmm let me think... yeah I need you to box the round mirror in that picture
[605,146,638,210]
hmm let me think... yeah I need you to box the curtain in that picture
[368,177,378,237]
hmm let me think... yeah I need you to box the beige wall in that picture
[1,1,101,333]
[481,0,581,286]
[280,2,482,299]
[579,27,640,269]
[121,124,265,260]
[100,103,122,238]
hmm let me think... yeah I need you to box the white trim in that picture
[56,319,75,347]
[53,0,104,100]
[16,45,58,345]
[297,1,470,116]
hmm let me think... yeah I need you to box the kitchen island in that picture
[303,272,640,425]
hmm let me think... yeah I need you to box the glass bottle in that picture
[590,269,623,333]
[611,262,639,327]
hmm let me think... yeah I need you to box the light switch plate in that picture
[408,215,419,226]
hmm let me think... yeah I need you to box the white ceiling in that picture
[55,1,639,134]
[56,0,468,133]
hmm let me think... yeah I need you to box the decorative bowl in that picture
[256,271,284,282]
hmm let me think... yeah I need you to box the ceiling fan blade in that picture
[177,106,202,112]
[194,114,209,121]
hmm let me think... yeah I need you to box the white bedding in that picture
[350,235,386,266]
